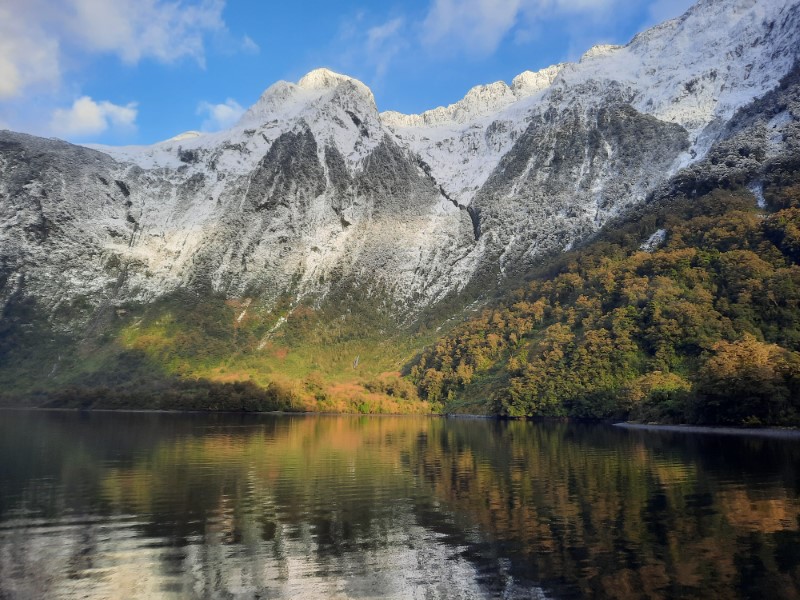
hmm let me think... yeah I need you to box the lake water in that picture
[0,411,798,599]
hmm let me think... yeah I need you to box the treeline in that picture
[411,183,800,426]
[34,378,304,412]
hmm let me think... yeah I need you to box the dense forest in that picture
[5,174,800,426]
[411,182,800,426]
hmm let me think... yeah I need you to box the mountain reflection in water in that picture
[0,412,798,599]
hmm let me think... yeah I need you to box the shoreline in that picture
[3,407,798,433]
[0,406,441,418]
[615,422,800,439]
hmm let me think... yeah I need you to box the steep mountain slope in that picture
[411,179,800,425]
[1,0,799,408]
[385,0,800,273]
[411,60,800,424]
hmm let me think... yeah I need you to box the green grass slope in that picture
[0,280,440,413]
[4,173,800,425]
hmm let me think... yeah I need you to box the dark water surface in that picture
[1,412,799,599]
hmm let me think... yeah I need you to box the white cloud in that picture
[0,0,228,99]
[0,0,247,139]
[0,2,60,99]
[67,0,226,65]
[646,0,696,25]
[241,35,260,55]
[197,98,244,131]
[328,13,409,87]
[421,0,523,56]
[420,0,651,57]
[544,0,618,10]
[50,96,137,137]
[366,17,407,78]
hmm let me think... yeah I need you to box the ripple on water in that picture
[1,413,799,599]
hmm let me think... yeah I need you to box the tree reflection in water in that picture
[0,412,798,599]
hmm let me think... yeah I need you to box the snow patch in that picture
[641,229,667,252]
[511,65,566,97]
[236,298,252,323]
[165,131,202,143]
[297,68,373,100]
[580,44,623,62]
[749,181,767,209]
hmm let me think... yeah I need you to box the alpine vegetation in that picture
[1,0,799,421]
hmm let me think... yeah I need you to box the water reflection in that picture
[0,412,798,599]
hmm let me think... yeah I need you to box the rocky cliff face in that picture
[1,0,799,332]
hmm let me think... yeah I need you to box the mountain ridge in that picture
[1,0,799,414]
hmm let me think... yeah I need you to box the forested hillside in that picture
[411,180,800,426]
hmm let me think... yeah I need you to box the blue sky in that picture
[0,0,695,145]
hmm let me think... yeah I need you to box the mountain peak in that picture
[163,131,203,143]
[580,44,623,62]
[297,68,358,90]
[296,68,375,103]
[510,64,567,96]
[380,64,565,130]
[236,68,376,130]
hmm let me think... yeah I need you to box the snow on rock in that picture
[641,229,668,252]
[383,0,800,206]
[165,131,203,143]
[2,0,799,326]
[748,181,767,208]
[580,44,623,62]
[297,68,375,101]
[510,65,567,96]
[381,65,568,131]
[382,81,516,129]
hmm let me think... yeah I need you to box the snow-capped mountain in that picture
[1,0,799,330]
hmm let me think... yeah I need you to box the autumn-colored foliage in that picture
[411,185,800,425]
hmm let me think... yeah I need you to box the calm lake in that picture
[0,412,798,599]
